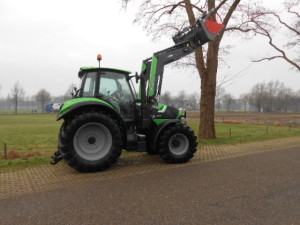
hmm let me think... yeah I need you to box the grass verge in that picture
[0,114,300,171]
[188,119,300,145]
[0,156,51,171]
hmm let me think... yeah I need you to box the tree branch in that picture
[183,0,196,24]
[190,3,205,13]
[253,55,283,62]
[252,21,300,71]
[266,12,300,36]
[215,0,228,12]
[216,0,241,42]
[168,1,184,14]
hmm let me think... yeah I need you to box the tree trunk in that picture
[185,0,219,139]
[199,71,216,139]
[184,0,240,139]
[14,99,18,114]
[200,48,218,138]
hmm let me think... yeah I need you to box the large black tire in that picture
[59,112,123,172]
[146,144,158,155]
[146,132,158,155]
[158,123,197,163]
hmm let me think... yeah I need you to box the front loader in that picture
[51,9,224,172]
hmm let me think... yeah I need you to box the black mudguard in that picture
[149,119,182,151]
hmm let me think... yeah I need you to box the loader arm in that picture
[138,8,224,99]
[147,41,198,97]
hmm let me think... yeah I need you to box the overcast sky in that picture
[0,0,299,99]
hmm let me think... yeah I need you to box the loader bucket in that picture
[196,18,224,43]
[205,20,224,34]
[172,8,224,46]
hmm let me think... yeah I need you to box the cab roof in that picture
[78,67,131,78]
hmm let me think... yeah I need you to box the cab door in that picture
[98,71,135,121]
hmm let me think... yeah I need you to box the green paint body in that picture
[138,62,147,100]
[58,98,113,118]
[148,55,158,97]
[153,119,169,125]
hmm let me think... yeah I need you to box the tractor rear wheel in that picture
[59,112,123,172]
[158,123,197,163]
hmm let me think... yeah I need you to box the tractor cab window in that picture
[99,78,118,96]
[82,72,96,97]
[98,71,134,120]
[81,70,135,120]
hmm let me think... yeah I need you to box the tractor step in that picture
[126,134,146,152]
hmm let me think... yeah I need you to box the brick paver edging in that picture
[0,136,299,200]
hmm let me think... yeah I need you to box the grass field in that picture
[188,119,300,145]
[0,114,62,157]
[0,113,300,170]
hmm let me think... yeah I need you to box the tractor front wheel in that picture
[59,112,123,172]
[158,123,197,163]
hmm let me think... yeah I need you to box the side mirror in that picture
[72,87,77,98]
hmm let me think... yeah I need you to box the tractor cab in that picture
[77,67,136,121]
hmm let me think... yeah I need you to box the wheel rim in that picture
[73,122,112,161]
[168,133,189,156]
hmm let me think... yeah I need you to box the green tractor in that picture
[51,9,224,172]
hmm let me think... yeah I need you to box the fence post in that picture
[229,128,231,138]
[4,143,7,159]
[266,126,269,134]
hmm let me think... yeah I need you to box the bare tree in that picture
[296,89,300,111]
[249,82,266,112]
[245,80,297,112]
[122,0,245,139]
[223,93,234,111]
[10,82,25,114]
[177,90,187,108]
[160,91,172,105]
[274,86,294,112]
[188,92,199,109]
[64,83,77,101]
[239,93,250,112]
[264,80,281,112]
[215,87,226,112]
[35,89,51,113]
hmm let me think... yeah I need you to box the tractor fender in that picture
[57,101,125,129]
[151,119,181,149]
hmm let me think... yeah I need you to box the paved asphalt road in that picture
[0,146,299,225]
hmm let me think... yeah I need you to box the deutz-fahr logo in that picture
[151,114,162,119]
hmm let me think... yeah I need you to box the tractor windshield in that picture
[81,70,135,120]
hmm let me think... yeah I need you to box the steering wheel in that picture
[147,97,158,106]
[111,89,125,101]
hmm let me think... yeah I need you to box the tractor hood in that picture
[152,104,186,125]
